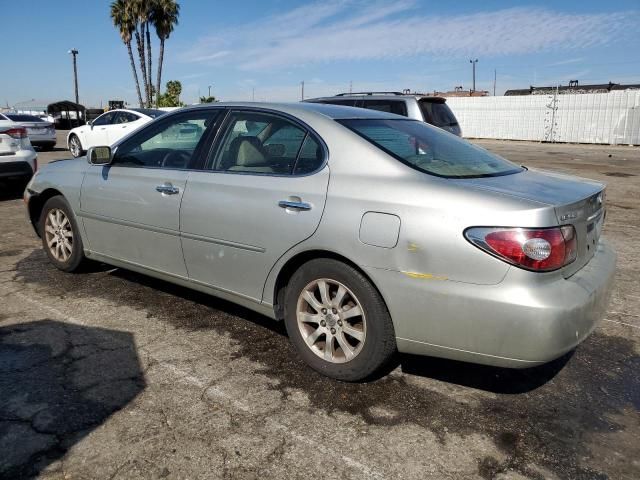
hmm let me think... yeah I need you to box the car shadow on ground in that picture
[53,257,570,395]
[0,319,145,478]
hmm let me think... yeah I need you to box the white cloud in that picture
[180,2,636,71]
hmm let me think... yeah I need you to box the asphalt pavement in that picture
[0,131,638,479]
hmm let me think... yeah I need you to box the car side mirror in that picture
[87,120,93,129]
[87,146,112,165]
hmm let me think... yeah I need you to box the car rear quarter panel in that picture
[263,119,559,306]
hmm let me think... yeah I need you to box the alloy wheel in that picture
[296,278,367,363]
[70,136,80,157]
[44,208,73,262]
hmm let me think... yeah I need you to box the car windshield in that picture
[6,114,45,122]
[419,101,458,127]
[338,119,522,179]
[132,108,166,119]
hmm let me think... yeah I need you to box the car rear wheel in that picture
[39,196,87,272]
[284,258,396,381]
[68,134,83,158]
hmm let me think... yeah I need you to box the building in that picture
[433,86,489,97]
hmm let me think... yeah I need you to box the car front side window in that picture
[92,112,113,126]
[112,110,219,169]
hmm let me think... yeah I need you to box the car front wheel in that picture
[39,196,87,272]
[68,134,83,158]
[284,258,396,381]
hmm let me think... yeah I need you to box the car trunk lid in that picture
[452,169,605,277]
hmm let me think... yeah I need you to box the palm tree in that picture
[151,0,180,108]
[110,0,143,107]
[130,0,151,106]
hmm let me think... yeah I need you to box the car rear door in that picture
[180,109,329,302]
[108,111,142,144]
[79,109,220,277]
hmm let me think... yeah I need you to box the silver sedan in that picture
[24,103,616,381]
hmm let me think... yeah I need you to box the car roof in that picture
[179,102,408,120]
[306,94,447,103]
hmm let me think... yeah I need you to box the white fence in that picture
[446,90,640,145]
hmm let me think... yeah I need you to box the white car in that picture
[0,119,37,186]
[67,108,165,157]
[0,113,56,150]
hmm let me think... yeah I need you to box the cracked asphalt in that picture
[0,133,639,479]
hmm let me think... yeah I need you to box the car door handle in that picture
[156,183,180,195]
[278,200,311,211]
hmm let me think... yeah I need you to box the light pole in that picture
[208,85,212,98]
[68,49,79,104]
[469,58,478,93]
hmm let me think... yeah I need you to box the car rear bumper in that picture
[0,150,37,179]
[364,238,616,368]
[31,139,56,147]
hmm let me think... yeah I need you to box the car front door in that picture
[180,109,329,302]
[86,111,115,146]
[79,109,220,277]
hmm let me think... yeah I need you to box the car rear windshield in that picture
[6,114,44,122]
[338,119,522,178]
[419,101,458,127]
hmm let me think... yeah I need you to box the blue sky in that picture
[1,0,638,107]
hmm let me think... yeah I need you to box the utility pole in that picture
[493,69,496,96]
[469,59,478,93]
[301,81,305,101]
[349,80,352,94]
[68,49,79,104]
[208,85,212,97]
[252,87,255,101]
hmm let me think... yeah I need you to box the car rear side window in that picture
[211,111,323,175]
[113,112,139,124]
[314,99,358,107]
[359,100,407,117]
[339,119,522,179]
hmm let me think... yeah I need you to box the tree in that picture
[110,0,144,107]
[199,96,217,104]
[158,80,184,107]
[110,0,180,107]
[131,0,151,106]
[151,0,180,108]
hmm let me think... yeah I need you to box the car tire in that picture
[68,134,83,158]
[284,258,396,381]
[39,196,87,272]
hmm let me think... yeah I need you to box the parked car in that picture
[0,113,56,150]
[305,92,462,136]
[24,103,615,381]
[0,120,37,186]
[67,108,165,157]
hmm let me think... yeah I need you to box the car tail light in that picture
[2,127,28,139]
[465,226,577,271]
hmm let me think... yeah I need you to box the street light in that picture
[208,85,212,97]
[469,59,478,93]
[68,49,79,104]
